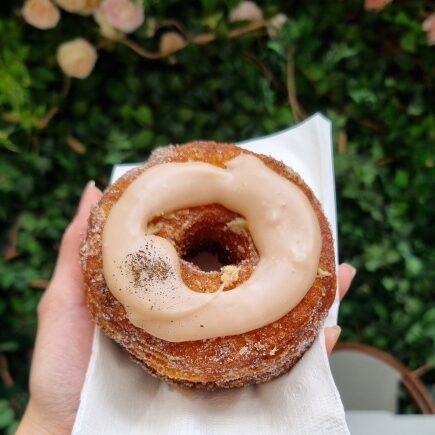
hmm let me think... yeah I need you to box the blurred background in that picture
[0,0,434,432]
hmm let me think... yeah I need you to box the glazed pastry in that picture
[80,142,336,389]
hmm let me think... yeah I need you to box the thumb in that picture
[325,326,341,355]
[50,181,102,294]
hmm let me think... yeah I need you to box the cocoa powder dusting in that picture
[122,245,173,290]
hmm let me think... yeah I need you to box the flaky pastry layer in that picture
[80,142,336,389]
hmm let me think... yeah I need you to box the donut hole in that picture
[179,221,258,293]
[147,204,259,292]
[183,239,241,272]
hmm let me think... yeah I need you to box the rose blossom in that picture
[268,13,288,37]
[100,0,144,34]
[57,38,98,79]
[54,0,100,14]
[422,14,435,46]
[229,1,263,23]
[93,7,121,39]
[22,0,60,30]
[364,0,392,11]
[159,32,186,54]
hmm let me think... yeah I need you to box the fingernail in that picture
[343,263,357,279]
[78,180,96,212]
[84,180,95,191]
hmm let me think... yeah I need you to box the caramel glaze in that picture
[81,142,336,390]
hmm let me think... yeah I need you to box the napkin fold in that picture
[73,113,349,435]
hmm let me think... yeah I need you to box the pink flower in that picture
[100,0,144,34]
[364,0,392,11]
[94,7,121,39]
[22,0,60,30]
[229,1,263,23]
[159,32,186,54]
[268,13,288,37]
[57,38,98,79]
[422,14,435,46]
[54,0,100,15]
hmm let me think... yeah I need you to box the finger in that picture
[324,326,341,354]
[50,181,102,295]
[338,263,356,300]
[76,181,103,222]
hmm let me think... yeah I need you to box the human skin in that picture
[16,182,356,435]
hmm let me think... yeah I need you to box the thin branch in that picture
[228,20,267,39]
[36,106,59,129]
[337,129,348,155]
[1,113,20,123]
[188,31,215,45]
[189,20,267,45]
[28,279,50,290]
[118,37,165,59]
[61,75,71,98]
[66,135,86,155]
[157,19,186,35]
[96,38,116,50]
[0,354,14,387]
[287,47,307,122]
[119,20,269,59]
[2,106,59,130]
[412,363,434,378]
[375,157,396,166]
[242,51,284,92]
[3,219,20,261]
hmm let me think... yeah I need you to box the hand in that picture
[324,263,356,354]
[17,181,102,435]
[17,180,356,434]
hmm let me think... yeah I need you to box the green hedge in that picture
[1,0,434,430]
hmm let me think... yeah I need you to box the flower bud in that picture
[54,0,100,15]
[422,14,435,46]
[159,32,186,55]
[22,0,60,30]
[364,0,392,11]
[57,38,98,79]
[100,0,144,34]
[268,13,288,37]
[229,1,263,23]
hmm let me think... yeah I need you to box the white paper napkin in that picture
[73,113,349,435]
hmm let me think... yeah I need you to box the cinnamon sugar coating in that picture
[80,142,336,389]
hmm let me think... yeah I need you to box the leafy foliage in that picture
[1,0,434,428]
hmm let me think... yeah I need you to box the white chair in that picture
[330,342,435,414]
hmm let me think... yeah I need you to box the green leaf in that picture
[0,341,19,352]
[0,401,14,429]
